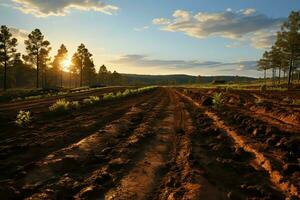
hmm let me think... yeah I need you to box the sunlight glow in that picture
[62,57,72,72]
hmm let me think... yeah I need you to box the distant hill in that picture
[122,74,256,85]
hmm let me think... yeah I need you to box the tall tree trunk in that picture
[69,72,71,88]
[278,67,281,84]
[3,60,7,91]
[41,66,44,88]
[61,70,63,87]
[264,69,266,85]
[56,70,58,86]
[80,60,83,87]
[272,68,275,86]
[44,66,47,88]
[36,53,39,88]
[288,56,293,87]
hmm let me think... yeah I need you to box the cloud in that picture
[134,26,149,32]
[111,54,226,69]
[225,41,241,48]
[243,8,256,16]
[8,27,29,43]
[152,18,170,25]
[9,27,28,38]
[250,31,277,49]
[111,54,258,71]
[152,9,284,40]
[11,0,119,17]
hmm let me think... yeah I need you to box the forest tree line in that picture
[0,26,126,91]
[258,11,300,87]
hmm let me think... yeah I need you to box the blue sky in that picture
[0,0,299,77]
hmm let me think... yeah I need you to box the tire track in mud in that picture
[11,89,168,199]
[103,88,208,200]
[103,94,173,200]
[178,91,299,199]
[0,91,159,181]
[150,90,223,200]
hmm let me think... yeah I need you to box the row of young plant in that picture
[12,91,68,102]
[11,86,115,102]
[15,86,157,127]
[50,86,157,113]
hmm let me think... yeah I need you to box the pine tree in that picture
[258,51,271,85]
[0,25,17,91]
[76,44,92,87]
[52,44,68,87]
[70,53,80,87]
[24,29,50,88]
[278,11,300,87]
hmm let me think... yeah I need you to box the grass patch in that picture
[49,99,71,114]
[83,96,100,105]
[15,110,31,127]
[212,92,224,107]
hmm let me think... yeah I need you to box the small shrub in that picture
[89,96,100,102]
[83,96,100,105]
[103,93,115,101]
[115,91,123,99]
[83,98,93,105]
[15,110,31,127]
[122,89,132,97]
[49,99,70,113]
[212,92,224,107]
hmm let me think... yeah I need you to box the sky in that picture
[0,0,299,77]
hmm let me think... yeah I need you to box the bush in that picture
[103,93,115,101]
[15,110,31,127]
[115,91,123,99]
[49,99,70,113]
[122,89,132,97]
[89,96,100,102]
[83,96,100,105]
[212,92,224,107]
[83,98,93,105]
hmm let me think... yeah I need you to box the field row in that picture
[0,87,299,199]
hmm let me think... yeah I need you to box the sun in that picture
[62,57,72,72]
